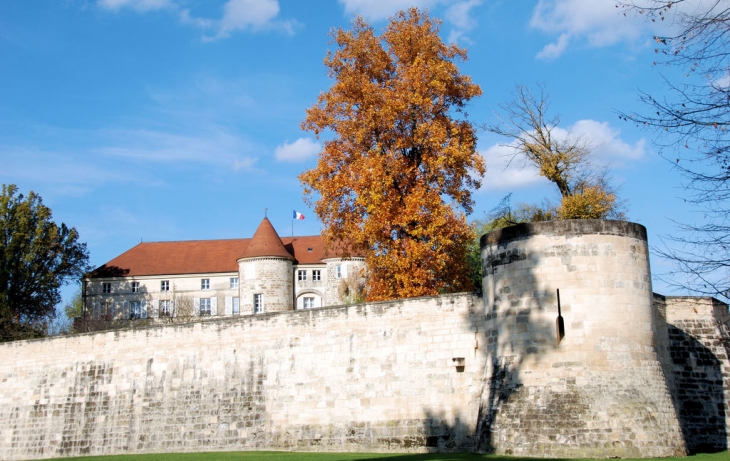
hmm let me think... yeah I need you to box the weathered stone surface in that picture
[0,294,484,460]
[479,219,688,458]
[654,295,730,453]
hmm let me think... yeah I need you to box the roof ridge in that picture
[136,237,252,244]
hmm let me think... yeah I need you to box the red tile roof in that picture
[88,217,366,279]
[89,234,328,278]
[238,217,294,260]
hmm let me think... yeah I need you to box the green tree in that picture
[0,184,90,341]
[300,8,485,301]
[63,289,83,321]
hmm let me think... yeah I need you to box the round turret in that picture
[238,217,294,314]
[479,220,686,458]
[323,257,366,305]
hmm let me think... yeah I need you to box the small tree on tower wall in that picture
[300,8,485,301]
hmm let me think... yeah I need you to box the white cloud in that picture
[338,0,481,43]
[568,119,646,166]
[446,0,482,43]
[535,33,570,60]
[179,9,215,29]
[479,142,547,191]
[0,145,154,197]
[94,127,262,172]
[275,138,321,163]
[529,0,713,59]
[97,0,173,12]
[99,0,297,39]
[530,0,645,59]
[213,0,298,39]
[714,73,730,89]
[479,119,646,191]
[223,0,279,27]
[338,0,439,21]
[233,157,258,171]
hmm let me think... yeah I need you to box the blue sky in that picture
[0,0,703,306]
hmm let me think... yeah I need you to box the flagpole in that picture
[292,209,294,238]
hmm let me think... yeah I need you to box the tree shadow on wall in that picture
[418,231,558,455]
[472,285,558,454]
[469,227,595,455]
[664,324,728,454]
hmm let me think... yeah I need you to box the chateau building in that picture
[83,217,365,320]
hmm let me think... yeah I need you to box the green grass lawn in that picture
[39,450,730,461]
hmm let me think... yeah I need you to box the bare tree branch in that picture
[486,84,623,220]
[618,0,730,299]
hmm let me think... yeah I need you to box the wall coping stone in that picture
[481,219,647,247]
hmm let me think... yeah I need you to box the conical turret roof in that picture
[238,217,294,260]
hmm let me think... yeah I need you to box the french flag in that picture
[293,210,305,220]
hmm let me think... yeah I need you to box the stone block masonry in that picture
[654,295,730,453]
[0,293,486,460]
[477,220,720,458]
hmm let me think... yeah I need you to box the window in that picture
[161,280,170,292]
[201,278,210,290]
[130,301,141,319]
[230,277,239,289]
[298,270,307,281]
[102,283,111,294]
[253,294,263,314]
[312,270,321,281]
[303,297,315,309]
[131,282,140,293]
[159,300,172,317]
[232,297,240,315]
[101,301,112,318]
[336,265,342,279]
[200,298,211,316]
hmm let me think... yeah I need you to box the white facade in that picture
[85,272,241,320]
[83,217,366,321]
[84,256,365,321]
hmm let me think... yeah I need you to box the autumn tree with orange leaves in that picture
[300,9,485,302]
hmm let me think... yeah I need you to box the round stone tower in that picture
[479,220,686,458]
[238,217,294,314]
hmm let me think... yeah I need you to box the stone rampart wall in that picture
[654,295,730,453]
[2,220,730,460]
[0,293,484,460]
